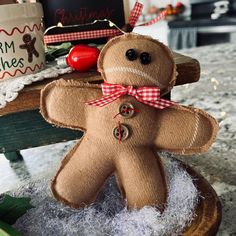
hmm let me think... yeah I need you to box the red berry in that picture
[66,45,100,72]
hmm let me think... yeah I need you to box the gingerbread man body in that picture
[41,34,218,209]
[19,34,39,63]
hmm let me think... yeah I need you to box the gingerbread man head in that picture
[40,33,218,210]
[98,33,176,94]
[22,34,32,43]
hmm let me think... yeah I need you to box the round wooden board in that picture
[178,160,222,236]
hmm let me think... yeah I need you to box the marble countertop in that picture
[0,42,236,235]
[173,43,236,235]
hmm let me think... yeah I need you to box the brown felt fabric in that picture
[40,33,218,209]
[115,149,167,209]
[154,105,219,155]
[52,137,115,208]
[40,80,102,131]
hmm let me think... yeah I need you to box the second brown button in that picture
[113,124,130,141]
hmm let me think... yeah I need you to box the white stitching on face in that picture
[104,67,165,88]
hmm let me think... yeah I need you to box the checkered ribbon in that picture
[140,9,167,26]
[44,29,121,44]
[128,2,143,27]
[85,83,176,109]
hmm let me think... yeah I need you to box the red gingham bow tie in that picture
[85,83,176,109]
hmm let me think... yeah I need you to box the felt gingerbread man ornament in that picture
[40,33,218,210]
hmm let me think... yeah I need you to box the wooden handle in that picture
[174,52,200,86]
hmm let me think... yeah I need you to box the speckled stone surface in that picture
[173,43,236,236]
[0,43,236,235]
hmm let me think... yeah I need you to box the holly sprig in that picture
[0,195,33,236]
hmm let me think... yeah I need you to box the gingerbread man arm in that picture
[154,105,218,155]
[40,79,102,131]
[19,44,27,49]
[31,37,36,45]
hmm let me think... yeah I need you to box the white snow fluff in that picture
[13,155,199,236]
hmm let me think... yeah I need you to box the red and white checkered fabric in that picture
[85,83,176,109]
[140,10,167,26]
[44,29,121,44]
[128,2,143,27]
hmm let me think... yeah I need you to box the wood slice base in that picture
[179,160,222,236]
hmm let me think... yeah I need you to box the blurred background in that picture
[132,0,236,49]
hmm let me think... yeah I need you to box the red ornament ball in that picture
[66,45,100,72]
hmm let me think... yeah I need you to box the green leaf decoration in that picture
[0,194,34,225]
[45,42,73,61]
[0,220,22,236]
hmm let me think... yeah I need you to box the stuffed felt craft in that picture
[40,33,218,210]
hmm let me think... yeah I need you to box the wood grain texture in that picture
[0,52,200,116]
[174,52,201,86]
[181,161,222,236]
[0,109,83,153]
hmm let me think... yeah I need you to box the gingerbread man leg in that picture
[32,48,39,58]
[52,139,115,208]
[27,49,33,63]
[115,148,167,210]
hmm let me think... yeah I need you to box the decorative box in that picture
[0,3,45,80]
[40,0,130,44]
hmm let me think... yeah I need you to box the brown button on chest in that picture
[112,102,137,141]
[119,103,135,118]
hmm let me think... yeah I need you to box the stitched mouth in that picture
[103,67,165,89]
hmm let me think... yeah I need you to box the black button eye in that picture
[125,49,138,61]
[140,52,151,65]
